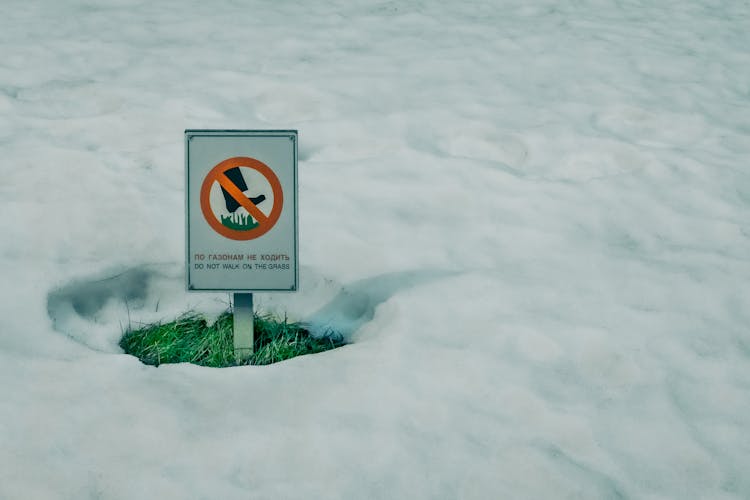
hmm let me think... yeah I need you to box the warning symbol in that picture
[200,156,284,241]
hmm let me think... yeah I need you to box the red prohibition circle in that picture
[200,156,284,241]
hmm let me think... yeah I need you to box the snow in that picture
[2,0,750,498]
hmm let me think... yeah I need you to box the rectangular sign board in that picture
[185,130,298,291]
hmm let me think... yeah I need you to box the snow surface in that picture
[2,0,750,498]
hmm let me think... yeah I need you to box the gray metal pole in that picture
[233,292,254,363]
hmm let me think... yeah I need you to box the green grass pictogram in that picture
[220,212,259,231]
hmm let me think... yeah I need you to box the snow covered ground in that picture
[2,0,749,498]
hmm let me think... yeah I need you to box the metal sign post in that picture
[233,292,253,363]
[185,130,298,363]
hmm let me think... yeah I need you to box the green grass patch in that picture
[119,311,344,367]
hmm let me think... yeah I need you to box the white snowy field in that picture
[1,0,749,498]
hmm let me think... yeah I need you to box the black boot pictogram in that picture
[222,167,266,213]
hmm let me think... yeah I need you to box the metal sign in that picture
[185,130,298,292]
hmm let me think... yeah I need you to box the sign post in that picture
[185,130,298,363]
[233,292,253,362]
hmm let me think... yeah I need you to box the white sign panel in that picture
[185,130,298,291]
